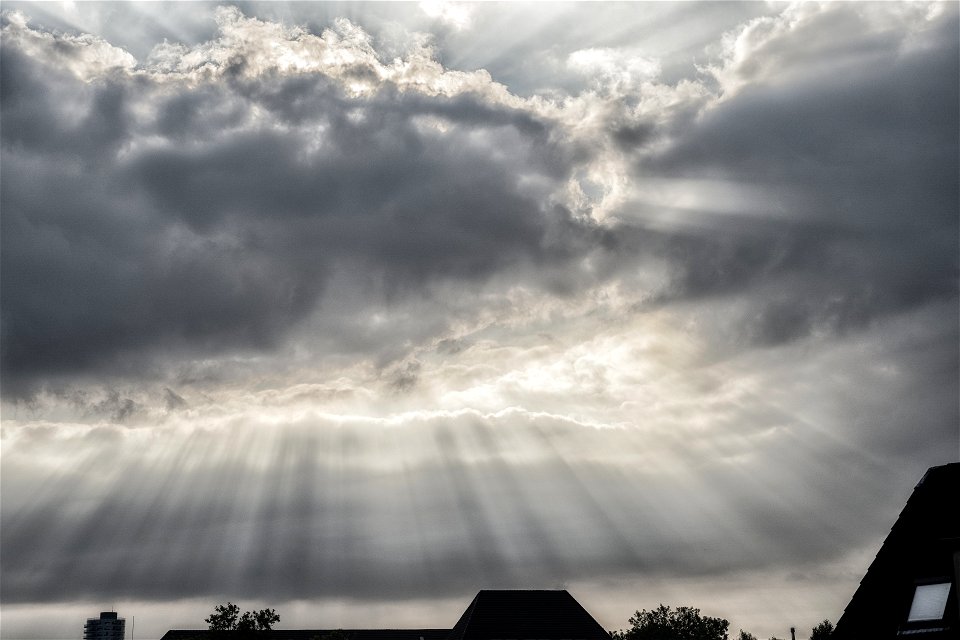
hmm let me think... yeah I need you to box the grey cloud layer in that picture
[1,10,589,394]
[630,3,958,345]
[2,4,957,394]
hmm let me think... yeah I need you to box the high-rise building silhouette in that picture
[84,612,125,640]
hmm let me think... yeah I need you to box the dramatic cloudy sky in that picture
[1,2,957,638]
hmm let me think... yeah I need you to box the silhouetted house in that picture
[85,612,126,640]
[833,462,960,639]
[160,631,448,640]
[161,590,611,640]
[448,590,610,640]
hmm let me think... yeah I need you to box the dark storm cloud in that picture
[0,45,131,157]
[6,3,956,395]
[653,24,959,225]
[620,214,956,347]
[0,12,590,396]
[624,5,959,346]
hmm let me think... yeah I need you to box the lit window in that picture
[907,582,951,621]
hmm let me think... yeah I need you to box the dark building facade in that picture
[161,590,611,640]
[833,463,960,639]
[85,612,126,640]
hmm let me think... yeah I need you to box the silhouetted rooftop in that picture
[833,462,960,639]
[160,590,612,640]
[160,630,450,640]
[448,590,611,640]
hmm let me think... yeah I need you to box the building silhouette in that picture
[161,590,611,640]
[833,462,959,639]
[85,612,125,640]
[448,590,610,640]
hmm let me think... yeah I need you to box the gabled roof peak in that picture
[448,589,610,640]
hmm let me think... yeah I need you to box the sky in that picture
[0,1,957,638]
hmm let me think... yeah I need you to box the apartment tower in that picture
[84,612,125,640]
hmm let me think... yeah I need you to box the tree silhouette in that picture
[617,604,729,640]
[206,603,241,631]
[205,603,279,632]
[810,620,833,640]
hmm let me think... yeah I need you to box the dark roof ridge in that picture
[445,589,610,640]
[446,592,478,640]
[159,629,452,640]
[916,461,960,488]
[474,589,570,598]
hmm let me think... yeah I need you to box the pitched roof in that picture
[160,590,611,640]
[160,630,450,640]
[833,462,960,639]
[447,590,611,640]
